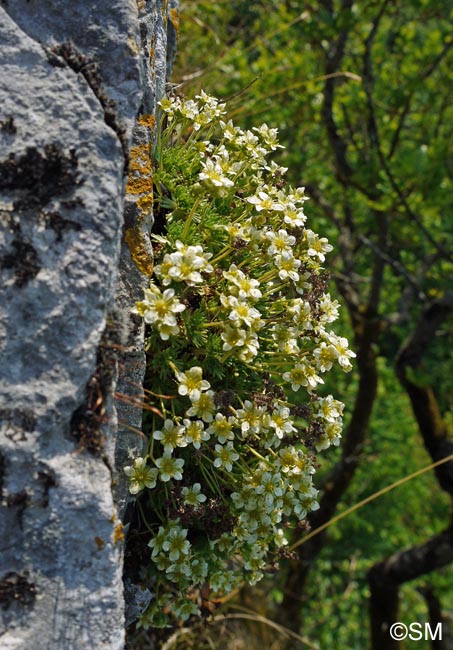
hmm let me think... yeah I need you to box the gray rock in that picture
[0,1,178,647]
[114,0,179,522]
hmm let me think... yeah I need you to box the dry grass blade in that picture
[289,453,453,552]
[215,611,319,649]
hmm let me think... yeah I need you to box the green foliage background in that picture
[162,2,453,647]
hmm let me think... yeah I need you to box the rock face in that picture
[0,2,177,648]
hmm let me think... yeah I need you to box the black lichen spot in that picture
[70,316,119,454]
[0,573,37,611]
[0,409,36,441]
[40,210,82,243]
[0,236,40,287]
[0,144,80,210]
[6,489,29,509]
[0,116,16,134]
[61,196,85,210]
[35,470,56,508]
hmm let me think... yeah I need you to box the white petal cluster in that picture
[154,240,213,286]
[132,283,185,340]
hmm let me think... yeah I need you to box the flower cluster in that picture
[127,92,355,628]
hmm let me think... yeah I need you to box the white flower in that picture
[316,395,344,423]
[223,264,262,300]
[275,252,301,282]
[318,293,340,324]
[288,298,313,329]
[235,400,266,435]
[132,283,185,340]
[253,123,283,150]
[155,241,213,286]
[213,442,239,472]
[278,447,313,476]
[238,129,260,151]
[153,419,187,454]
[155,453,184,482]
[221,294,262,328]
[283,363,324,392]
[162,525,191,561]
[237,329,260,361]
[221,324,247,351]
[219,119,243,142]
[324,332,356,371]
[148,524,168,556]
[316,421,343,450]
[176,366,211,401]
[195,90,226,119]
[124,457,158,494]
[179,98,199,120]
[210,570,238,594]
[271,323,300,354]
[199,158,234,188]
[183,419,210,449]
[206,413,236,443]
[254,471,284,507]
[274,528,288,547]
[288,186,309,203]
[182,483,207,506]
[266,160,288,175]
[313,342,336,372]
[246,190,283,212]
[268,406,296,439]
[158,96,180,117]
[186,390,215,422]
[266,229,296,256]
[305,229,333,262]
[283,203,306,228]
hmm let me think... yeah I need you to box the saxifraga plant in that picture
[125,91,355,628]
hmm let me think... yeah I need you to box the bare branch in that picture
[368,523,453,650]
[321,0,354,182]
[358,233,428,302]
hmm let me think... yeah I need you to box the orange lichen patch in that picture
[95,536,105,550]
[138,114,156,129]
[113,522,125,547]
[127,144,152,178]
[126,144,153,195]
[124,226,154,276]
[136,0,145,11]
[137,193,154,213]
[126,175,153,195]
[169,7,180,35]
[124,141,154,274]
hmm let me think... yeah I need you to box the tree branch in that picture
[395,294,453,494]
[368,523,453,650]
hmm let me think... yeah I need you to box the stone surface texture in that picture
[0,1,178,648]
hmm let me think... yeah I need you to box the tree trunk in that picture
[0,2,177,648]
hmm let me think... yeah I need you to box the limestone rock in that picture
[0,1,178,647]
